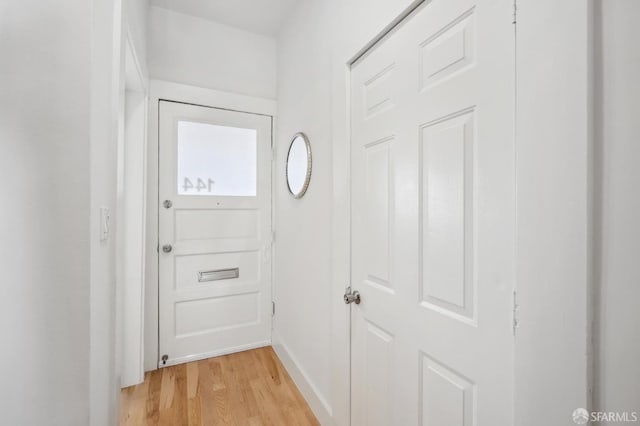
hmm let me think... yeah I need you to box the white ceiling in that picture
[149,0,299,36]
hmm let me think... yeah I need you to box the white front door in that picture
[158,101,272,367]
[350,0,515,424]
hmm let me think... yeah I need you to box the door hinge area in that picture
[272,301,276,317]
[512,290,519,336]
[512,1,517,24]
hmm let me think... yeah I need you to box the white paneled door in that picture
[350,0,515,424]
[158,101,272,367]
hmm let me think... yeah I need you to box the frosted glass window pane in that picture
[177,121,257,196]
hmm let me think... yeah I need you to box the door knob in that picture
[162,244,172,253]
[344,287,361,305]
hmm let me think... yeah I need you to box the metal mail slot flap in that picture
[198,267,239,282]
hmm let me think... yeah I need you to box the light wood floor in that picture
[120,346,319,426]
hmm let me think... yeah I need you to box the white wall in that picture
[0,1,91,424]
[594,0,640,418]
[148,6,277,99]
[274,0,333,417]
[1,0,147,424]
[275,1,415,424]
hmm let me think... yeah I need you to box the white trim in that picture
[144,80,277,372]
[514,1,592,423]
[159,341,271,368]
[329,60,353,426]
[272,332,333,425]
[330,3,427,425]
[125,24,148,90]
[330,0,593,422]
[118,28,149,389]
[150,80,277,116]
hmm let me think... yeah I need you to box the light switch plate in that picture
[100,207,110,242]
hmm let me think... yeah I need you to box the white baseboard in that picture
[272,332,333,425]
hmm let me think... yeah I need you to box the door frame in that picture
[331,1,592,425]
[117,28,149,388]
[144,80,277,371]
[330,2,428,425]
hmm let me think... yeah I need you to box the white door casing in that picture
[350,0,515,425]
[118,37,148,388]
[158,101,272,367]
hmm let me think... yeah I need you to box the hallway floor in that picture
[120,346,319,425]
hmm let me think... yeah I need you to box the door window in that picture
[177,120,257,196]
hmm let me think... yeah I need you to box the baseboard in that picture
[272,332,333,425]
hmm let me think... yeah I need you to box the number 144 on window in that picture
[183,177,215,193]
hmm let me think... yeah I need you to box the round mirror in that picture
[286,133,312,198]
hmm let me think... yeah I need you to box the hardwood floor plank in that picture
[135,380,151,424]
[145,369,163,425]
[120,386,133,425]
[210,358,226,391]
[186,361,199,399]
[198,358,219,425]
[213,387,233,425]
[247,416,264,426]
[120,347,318,426]
[186,361,202,426]
[173,364,188,425]
[187,395,202,426]
[229,351,262,424]
[158,367,175,411]
[258,347,281,385]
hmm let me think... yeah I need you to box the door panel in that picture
[363,321,394,426]
[159,101,272,367]
[350,0,515,424]
[421,110,475,322]
[364,138,391,288]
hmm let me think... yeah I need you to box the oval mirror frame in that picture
[286,133,312,199]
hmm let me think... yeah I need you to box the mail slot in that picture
[197,267,239,282]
